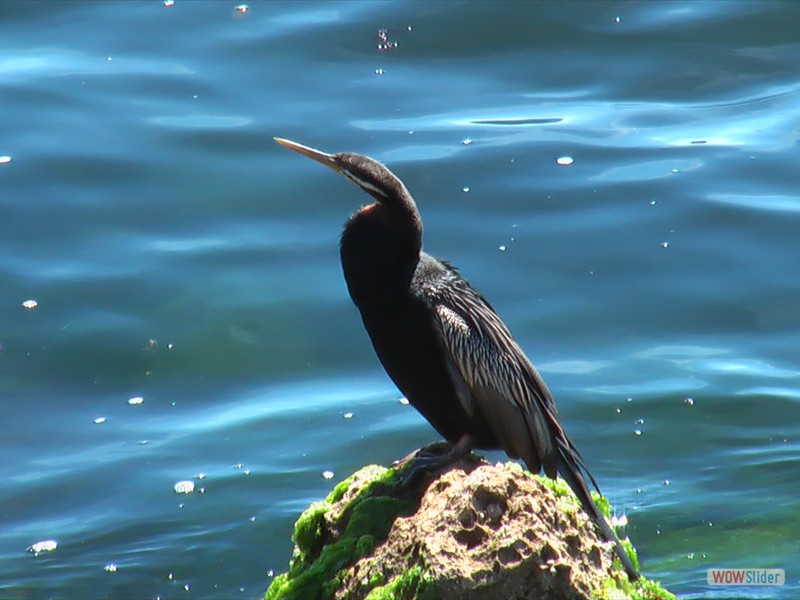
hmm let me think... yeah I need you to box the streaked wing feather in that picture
[427,271,561,476]
[422,261,631,577]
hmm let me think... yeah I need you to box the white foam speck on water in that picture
[28,540,57,556]
[174,480,195,494]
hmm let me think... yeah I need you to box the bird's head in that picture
[274,137,410,208]
[275,137,423,284]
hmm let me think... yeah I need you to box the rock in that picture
[265,456,675,600]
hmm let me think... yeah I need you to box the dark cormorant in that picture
[274,137,639,581]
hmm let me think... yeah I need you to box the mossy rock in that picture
[265,459,675,600]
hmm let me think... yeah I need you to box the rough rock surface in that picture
[340,460,610,599]
[265,456,675,600]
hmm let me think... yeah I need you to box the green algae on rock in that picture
[265,465,414,600]
[265,459,676,600]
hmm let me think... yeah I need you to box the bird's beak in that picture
[274,137,340,172]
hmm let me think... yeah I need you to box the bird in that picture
[274,137,639,581]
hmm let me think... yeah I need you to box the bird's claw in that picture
[394,441,461,486]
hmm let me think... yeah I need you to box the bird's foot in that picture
[394,435,475,486]
[392,441,452,468]
[394,442,456,485]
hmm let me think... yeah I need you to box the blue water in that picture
[2,1,799,598]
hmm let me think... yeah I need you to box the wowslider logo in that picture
[707,569,785,586]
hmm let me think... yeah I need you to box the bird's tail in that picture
[557,450,639,581]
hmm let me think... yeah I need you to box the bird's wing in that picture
[425,270,599,491]
[422,265,636,578]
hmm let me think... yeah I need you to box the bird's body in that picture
[275,137,639,581]
[348,251,498,449]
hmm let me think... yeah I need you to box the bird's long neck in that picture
[340,198,422,308]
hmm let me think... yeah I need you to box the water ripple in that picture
[705,194,800,214]
[0,49,192,82]
[472,117,563,126]
[737,387,800,400]
[681,359,800,379]
[149,115,253,129]
[594,159,702,183]
[538,359,611,374]
[587,378,707,396]
[634,345,729,360]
